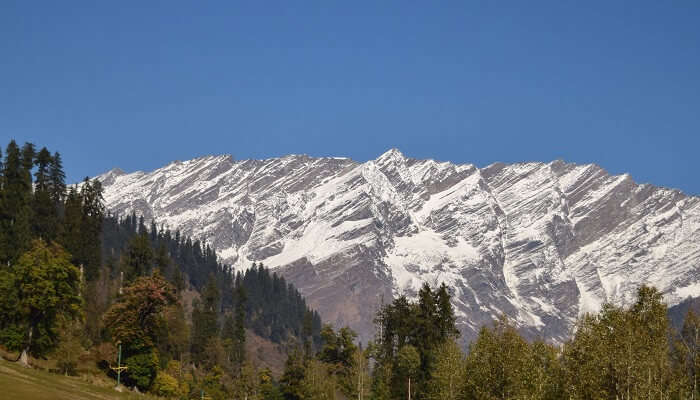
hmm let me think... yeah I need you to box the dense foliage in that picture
[0,239,82,361]
[360,285,700,400]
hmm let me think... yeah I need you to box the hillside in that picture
[0,357,152,400]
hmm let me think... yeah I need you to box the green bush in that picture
[152,371,180,398]
[124,351,159,391]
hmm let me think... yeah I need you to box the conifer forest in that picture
[1,139,699,400]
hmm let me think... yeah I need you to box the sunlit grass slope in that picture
[0,358,154,400]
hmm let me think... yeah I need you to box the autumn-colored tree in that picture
[103,272,175,390]
[103,271,176,353]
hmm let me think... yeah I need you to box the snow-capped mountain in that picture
[97,149,700,344]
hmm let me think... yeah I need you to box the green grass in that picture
[0,358,159,400]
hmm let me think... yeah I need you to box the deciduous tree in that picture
[0,239,81,366]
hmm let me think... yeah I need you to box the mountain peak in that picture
[376,148,406,162]
[107,167,125,176]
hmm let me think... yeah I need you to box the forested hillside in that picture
[101,213,322,348]
[0,139,322,398]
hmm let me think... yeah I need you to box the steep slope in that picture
[97,150,700,343]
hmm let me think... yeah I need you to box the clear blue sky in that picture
[2,2,699,194]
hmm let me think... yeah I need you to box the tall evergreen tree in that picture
[33,147,51,190]
[233,282,247,367]
[434,283,459,341]
[60,186,83,266]
[121,231,154,282]
[32,147,58,241]
[281,348,307,400]
[0,141,33,264]
[20,142,35,173]
[79,178,104,281]
[0,145,4,265]
[48,152,66,205]
[191,275,220,365]
[318,325,358,397]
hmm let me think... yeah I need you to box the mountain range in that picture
[96,149,700,344]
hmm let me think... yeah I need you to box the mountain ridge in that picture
[96,149,700,344]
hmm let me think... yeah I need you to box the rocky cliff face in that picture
[97,149,700,344]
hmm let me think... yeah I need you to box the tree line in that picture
[277,283,699,400]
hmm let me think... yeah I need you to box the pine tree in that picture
[191,275,220,365]
[302,309,314,357]
[79,178,104,281]
[20,142,35,173]
[161,302,189,364]
[0,145,5,265]
[33,147,51,190]
[318,325,358,396]
[32,147,58,241]
[0,141,33,264]
[434,283,459,341]
[60,186,83,266]
[414,283,439,395]
[416,283,439,348]
[154,242,170,275]
[121,231,154,282]
[281,348,307,400]
[233,283,247,367]
[221,313,236,366]
[48,152,66,205]
[369,361,392,400]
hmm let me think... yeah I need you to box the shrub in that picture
[124,351,159,391]
[152,371,180,398]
